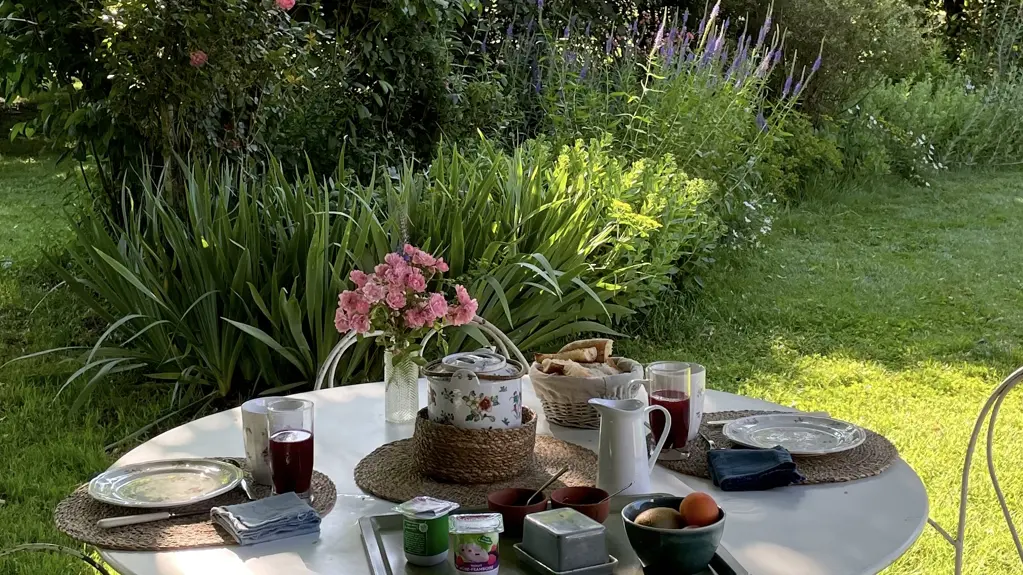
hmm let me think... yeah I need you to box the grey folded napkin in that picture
[210,492,320,545]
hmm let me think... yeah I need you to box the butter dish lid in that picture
[525,508,605,536]
[450,513,505,534]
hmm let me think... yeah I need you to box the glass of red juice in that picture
[647,362,692,450]
[267,398,314,499]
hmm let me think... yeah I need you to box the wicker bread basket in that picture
[530,358,645,429]
[411,407,537,484]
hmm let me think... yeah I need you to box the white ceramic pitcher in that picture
[588,397,671,495]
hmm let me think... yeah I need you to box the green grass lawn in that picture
[2,150,1022,573]
[621,172,1023,574]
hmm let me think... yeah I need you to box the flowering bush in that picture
[335,246,479,353]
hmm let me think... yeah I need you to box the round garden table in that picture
[99,379,928,575]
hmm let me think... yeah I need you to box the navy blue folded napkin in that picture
[707,446,804,491]
[210,492,320,545]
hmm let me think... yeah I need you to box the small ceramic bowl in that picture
[550,486,610,523]
[487,488,549,536]
[621,496,725,575]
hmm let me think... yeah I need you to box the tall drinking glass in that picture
[647,362,692,450]
[267,398,314,498]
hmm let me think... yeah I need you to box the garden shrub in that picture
[682,0,935,113]
[757,111,843,200]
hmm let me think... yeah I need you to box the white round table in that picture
[100,380,928,575]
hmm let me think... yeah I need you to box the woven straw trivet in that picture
[657,410,899,484]
[355,435,597,506]
[54,464,336,551]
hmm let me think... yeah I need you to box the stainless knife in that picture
[97,509,209,529]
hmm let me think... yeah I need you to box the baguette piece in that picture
[559,338,613,363]
[540,359,595,378]
[534,347,599,363]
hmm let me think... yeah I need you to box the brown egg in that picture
[680,492,720,527]
[634,507,684,529]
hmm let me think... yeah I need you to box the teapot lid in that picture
[424,350,525,380]
[441,350,508,374]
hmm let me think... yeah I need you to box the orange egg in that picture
[680,492,720,527]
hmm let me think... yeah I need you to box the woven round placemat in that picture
[54,464,336,551]
[355,435,597,506]
[658,411,899,485]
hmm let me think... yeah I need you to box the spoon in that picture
[526,466,570,505]
[596,482,634,505]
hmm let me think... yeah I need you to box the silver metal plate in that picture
[359,494,748,574]
[88,458,244,509]
[722,414,867,456]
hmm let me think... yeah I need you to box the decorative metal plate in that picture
[88,459,244,509]
[722,414,867,456]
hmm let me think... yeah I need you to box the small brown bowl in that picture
[487,487,549,535]
[550,486,610,523]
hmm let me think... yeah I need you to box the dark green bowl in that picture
[621,496,725,574]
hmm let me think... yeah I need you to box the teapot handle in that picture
[643,404,672,473]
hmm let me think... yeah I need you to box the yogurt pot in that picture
[395,496,460,566]
[450,513,505,575]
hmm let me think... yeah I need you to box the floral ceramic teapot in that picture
[423,350,526,429]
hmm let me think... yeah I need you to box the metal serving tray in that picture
[360,494,749,575]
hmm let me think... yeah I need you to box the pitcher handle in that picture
[643,404,672,473]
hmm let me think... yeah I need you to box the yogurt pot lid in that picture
[395,496,460,519]
[424,350,524,380]
[450,513,505,534]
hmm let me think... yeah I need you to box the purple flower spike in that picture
[506,22,514,38]
[565,51,577,65]
[527,17,534,35]
[757,16,772,47]
[580,61,588,80]
[756,110,768,132]
[563,24,570,39]
[793,80,803,95]
[653,18,665,51]
[585,21,591,37]
[682,9,690,26]
[782,74,792,97]
[605,34,613,54]
[722,17,729,34]
[812,54,822,73]
[773,49,782,65]
[536,0,543,10]
[709,1,720,23]
[481,33,487,54]
[532,62,542,93]
[697,17,706,37]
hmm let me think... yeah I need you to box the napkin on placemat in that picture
[211,492,320,545]
[708,446,805,491]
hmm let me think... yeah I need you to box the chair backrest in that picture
[928,365,1023,574]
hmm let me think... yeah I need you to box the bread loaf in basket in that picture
[530,339,645,428]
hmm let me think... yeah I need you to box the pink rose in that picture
[349,314,371,334]
[340,291,370,315]
[412,250,436,268]
[448,304,475,326]
[334,307,350,333]
[434,258,449,273]
[455,284,473,306]
[349,269,369,288]
[407,270,427,293]
[427,293,448,318]
[374,263,390,276]
[276,0,296,9]
[361,280,386,303]
[403,244,417,256]
[385,288,406,310]
[384,252,405,268]
[404,308,426,329]
[190,50,208,68]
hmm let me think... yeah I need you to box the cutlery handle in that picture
[97,512,172,529]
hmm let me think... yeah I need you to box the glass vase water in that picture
[384,349,419,423]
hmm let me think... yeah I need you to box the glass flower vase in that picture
[384,349,419,423]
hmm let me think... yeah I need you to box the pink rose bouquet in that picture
[334,245,478,352]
